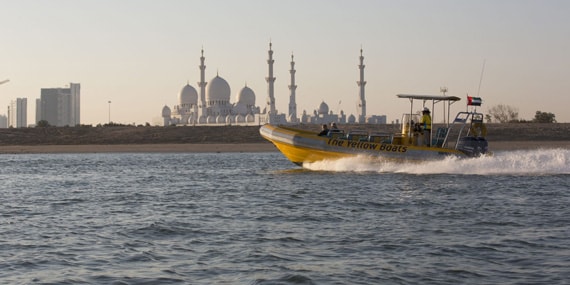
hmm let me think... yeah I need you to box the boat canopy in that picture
[397,94,461,102]
[397,93,462,131]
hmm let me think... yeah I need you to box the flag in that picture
[467,96,482,106]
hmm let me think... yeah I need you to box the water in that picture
[1,149,569,284]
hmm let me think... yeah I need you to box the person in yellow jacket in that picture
[421,107,432,147]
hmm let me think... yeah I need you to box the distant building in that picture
[288,53,298,123]
[297,48,384,125]
[366,115,387,124]
[8,98,27,128]
[161,44,385,126]
[38,83,81,126]
[300,101,347,124]
[35,98,41,125]
[262,42,287,124]
[162,50,262,126]
[0,114,8,128]
[357,48,367,124]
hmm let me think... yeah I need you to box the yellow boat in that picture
[260,94,489,166]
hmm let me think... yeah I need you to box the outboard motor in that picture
[457,137,488,157]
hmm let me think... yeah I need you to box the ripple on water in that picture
[1,152,569,284]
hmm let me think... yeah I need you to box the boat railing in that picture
[326,129,345,139]
[326,130,393,144]
[368,132,394,144]
[471,113,484,124]
[432,127,448,147]
[345,130,369,141]
[443,111,486,150]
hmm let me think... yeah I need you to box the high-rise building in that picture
[38,83,81,126]
[8,98,27,128]
[69,83,81,126]
[35,98,41,124]
[0,114,7,128]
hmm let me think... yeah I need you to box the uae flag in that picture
[467,96,482,106]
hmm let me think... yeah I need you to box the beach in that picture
[0,124,568,154]
[0,143,276,154]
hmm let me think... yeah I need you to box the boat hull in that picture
[260,124,467,165]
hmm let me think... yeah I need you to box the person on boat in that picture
[421,107,432,147]
[330,122,339,130]
[318,124,329,136]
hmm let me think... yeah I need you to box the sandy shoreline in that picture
[489,141,569,151]
[0,141,568,154]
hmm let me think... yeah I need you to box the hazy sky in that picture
[1,0,569,125]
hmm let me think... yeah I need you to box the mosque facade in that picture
[161,43,385,126]
[162,49,261,126]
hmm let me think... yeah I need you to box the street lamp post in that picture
[108,101,111,124]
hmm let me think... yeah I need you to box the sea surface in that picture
[1,149,569,285]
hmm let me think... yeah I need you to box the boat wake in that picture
[303,148,570,175]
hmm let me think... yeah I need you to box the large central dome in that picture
[207,75,231,102]
[318,101,329,115]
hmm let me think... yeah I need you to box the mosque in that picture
[161,43,386,126]
[161,49,261,126]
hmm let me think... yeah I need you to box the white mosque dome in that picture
[179,83,198,105]
[207,75,231,102]
[348,114,356,123]
[318,101,329,115]
[237,85,255,106]
[162,105,171,117]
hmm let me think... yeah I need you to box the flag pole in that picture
[477,59,486,98]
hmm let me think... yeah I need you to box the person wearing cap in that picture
[421,107,432,147]
[317,124,329,136]
[330,122,339,130]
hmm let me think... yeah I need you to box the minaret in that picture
[198,48,208,118]
[357,48,367,124]
[266,41,277,114]
[288,53,297,122]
